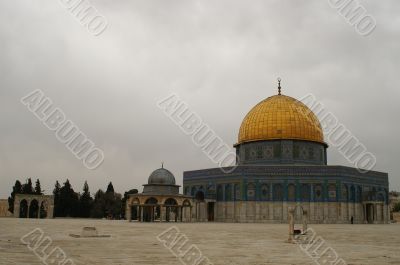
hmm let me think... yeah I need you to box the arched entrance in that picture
[29,200,39,218]
[14,194,54,219]
[165,198,178,222]
[143,198,158,222]
[19,200,28,218]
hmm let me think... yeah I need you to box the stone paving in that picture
[0,218,399,265]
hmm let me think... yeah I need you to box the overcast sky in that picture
[0,0,399,198]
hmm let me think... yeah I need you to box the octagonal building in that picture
[183,85,389,224]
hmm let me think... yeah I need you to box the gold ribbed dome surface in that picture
[238,94,324,144]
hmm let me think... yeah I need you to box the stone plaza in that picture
[0,218,399,265]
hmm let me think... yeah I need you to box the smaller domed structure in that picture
[142,165,180,195]
[148,168,176,185]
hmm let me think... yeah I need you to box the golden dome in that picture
[238,94,324,145]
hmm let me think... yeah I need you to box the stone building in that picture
[0,199,12,217]
[183,85,389,224]
[126,166,193,222]
[13,194,54,219]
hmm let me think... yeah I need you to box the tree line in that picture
[7,178,138,219]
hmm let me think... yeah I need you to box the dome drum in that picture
[236,139,327,165]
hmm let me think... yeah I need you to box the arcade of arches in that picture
[126,196,193,222]
[13,194,54,219]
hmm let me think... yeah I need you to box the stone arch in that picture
[19,199,28,218]
[183,199,191,207]
[14,194,54,219]
[164,198,178,206]
[145,197,158,205]
[29,199,39,218]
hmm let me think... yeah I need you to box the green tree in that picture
[35,179,42,195]
[58,179,79,217]
[7,180,22,213]
[79,181,93,218]
[106,182,114,193]
[91,189,106,218]
[22,178,34,194]
[393,202,400,212]
[53,181,61,217]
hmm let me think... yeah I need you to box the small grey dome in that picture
[148,168,176,185]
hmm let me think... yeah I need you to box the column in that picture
[38,200,41,219]
[140,206,144,222]
[160,206,165,222]
[14,200,20,218]
[127,205,132,222]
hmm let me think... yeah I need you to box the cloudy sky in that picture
[0,0,399,198]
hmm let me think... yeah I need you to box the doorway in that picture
[207,202,215,221]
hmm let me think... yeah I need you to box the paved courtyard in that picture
[0,218,399,265]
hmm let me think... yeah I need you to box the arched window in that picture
[288,184,296,201]
[260,184,269,201]
[217,185,223,201]
[273,184,283,201]
[164,198,178,206]
[19,200,28,218]
[314,184,323,201]
[301,184,310,202]
[225,184,232,201]
[29,200,39,218]
[247,183,256,200]
[328,184,336,201]
[145,197,158,205]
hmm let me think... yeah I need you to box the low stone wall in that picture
[393,212,400,222]
[0,199,12,217]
